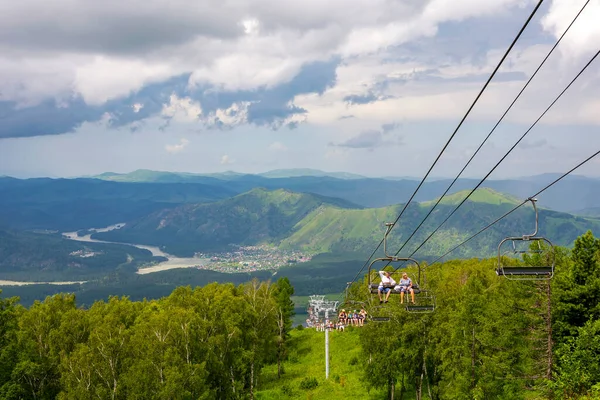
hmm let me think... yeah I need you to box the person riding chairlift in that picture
[396,272,415,304]
[378,270,396,304]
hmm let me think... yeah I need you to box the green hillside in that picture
[420,187,521,206]
[95,187,600,259]
[0,177,236,231]
[3,236,599,400]
[94,188,362,256]
[283,188,600,258]
[257,327,385,399]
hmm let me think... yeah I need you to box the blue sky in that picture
[1,0,599,179]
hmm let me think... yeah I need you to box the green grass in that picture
[256,327,386,399]
[420,187,521,207]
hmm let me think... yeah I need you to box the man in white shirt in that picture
[378,270,396,304]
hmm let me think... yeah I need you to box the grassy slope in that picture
[94,188,362,255]
[281,188,600,257]
[280,206,399,253]
[420,187,521,206]
[257,327,386,399]
[95,187,600,259]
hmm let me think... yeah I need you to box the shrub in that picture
[299,376,319,390]
[280,384,293,396]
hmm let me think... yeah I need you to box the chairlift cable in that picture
[398,47,600,263]
[344,0,545,289]
[430,147,600,264]
[386,0,592,261]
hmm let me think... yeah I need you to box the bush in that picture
[299,376,319,390]
[348,355,359,366]
[280,384,293,396]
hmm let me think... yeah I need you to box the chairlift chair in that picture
[496,198,555,280]
[366,222,436,314]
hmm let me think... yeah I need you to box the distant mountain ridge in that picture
[94,187,600,259]
[91,168,368,181]
[86,169,600,213]
[2,169,600,233]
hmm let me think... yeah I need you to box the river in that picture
[62,223,212,275]
[0,223,212,286]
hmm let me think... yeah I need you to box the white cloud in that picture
[202,101,252,127]
[220,154,234,165]
[74,56,175,105]
[165,138,189,153]
[132,103,144,113]
[541,0,600,61]
[161,94,202,122]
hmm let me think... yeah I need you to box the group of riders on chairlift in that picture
[377,270,415,305]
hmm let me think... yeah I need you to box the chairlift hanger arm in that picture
[383,222,394,258]
[524,197,539,239]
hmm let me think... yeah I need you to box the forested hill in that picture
[3,172,600,234]
[93,188,362,255]
[94,187,600,258]
[0,177,237,231]
[1,231,599,399]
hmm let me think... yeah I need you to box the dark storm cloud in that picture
[0,75,191,139]
[0,98,103,139]
[0,2,245,55]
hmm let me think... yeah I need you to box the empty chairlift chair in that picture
[496,198,555,280]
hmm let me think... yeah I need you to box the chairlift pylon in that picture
[496,198,555,280]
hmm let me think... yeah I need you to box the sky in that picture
[0,0,599,179]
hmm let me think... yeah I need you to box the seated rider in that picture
[359,308,367,326]
[378,270,396,304]
[396,272,415,304]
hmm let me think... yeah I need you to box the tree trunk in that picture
[250,360,255,400]
[277,341,282,379]
[399,372,405,400]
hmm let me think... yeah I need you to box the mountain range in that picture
[2,169,600,235]
[89,169,600,214]
[1,167,599,293]
[93,187,600,260]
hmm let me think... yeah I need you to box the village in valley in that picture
[191,245,314,273]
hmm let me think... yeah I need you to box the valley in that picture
[1,170,599,310]
[62,223,314,275]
